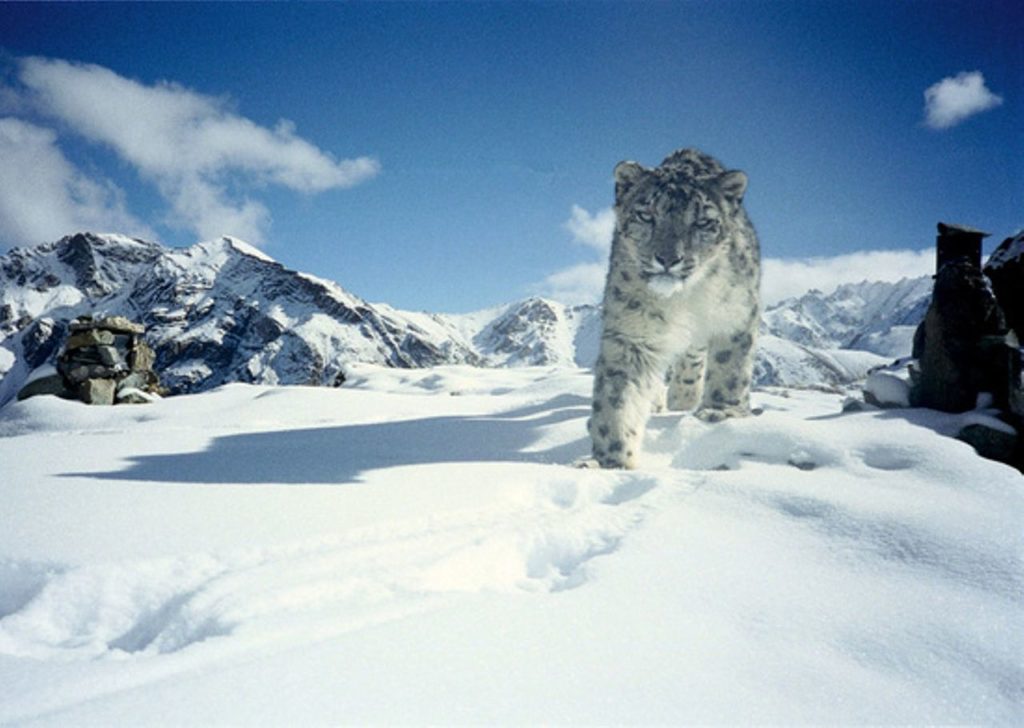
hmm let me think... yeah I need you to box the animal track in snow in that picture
[0,560,65,620]
[0,474,658,661]
[670,414,845,472]
[858,444,919,471]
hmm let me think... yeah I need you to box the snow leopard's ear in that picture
[716,170,748,203]
[614,161,646,200]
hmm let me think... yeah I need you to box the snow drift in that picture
[1,366,1021,724]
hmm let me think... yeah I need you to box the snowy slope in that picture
[1,366,1021,724]
[763,276,932,357]
[754,334,889,389]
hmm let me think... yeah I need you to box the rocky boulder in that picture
[910,260,1008,412]
[18,315,161,405]
[984,231,1024,340]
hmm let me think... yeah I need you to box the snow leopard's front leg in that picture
[589,334,667,469]
[696,329,757,423]
[665,347,707,411]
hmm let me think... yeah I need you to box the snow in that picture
[1,366,1022,725]
[0,348,14,378]
[222,236,276,263]
[755,334,890,389]
[864,369,911,407]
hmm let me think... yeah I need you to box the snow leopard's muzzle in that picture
[639,253,695,297]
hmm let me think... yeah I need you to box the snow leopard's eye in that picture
[696,218,719,232]
[635,209,655,224]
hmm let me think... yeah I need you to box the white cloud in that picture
[564,205,615,253]
[535,262,608,305]
[533,205,615,303]
[923,71,1003,130]
[0,118,154,247]
[762,249,934,305]
[14,56,380,245]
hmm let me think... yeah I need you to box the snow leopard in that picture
[588,148,761,469]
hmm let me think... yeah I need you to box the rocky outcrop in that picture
[904,224,1024,470]
[59,316,160,404]
[910,260,1008,412]
[984,231,1024,341]
[19,316,161,405]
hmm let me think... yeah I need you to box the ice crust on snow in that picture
[1,365,1021,725]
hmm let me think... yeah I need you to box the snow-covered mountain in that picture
[0,233,485,404]
[0,233,927,405]
[446,297,602,368]
[762,277,933,358]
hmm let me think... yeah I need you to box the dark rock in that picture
[984,232,1024,340]
[70,315,144,335]
[65,329,115,349]
[17,373,73,401]
[936,222,987,271]
[20,319,68,370]
[911,320,926,360]
[79,378,116,405]
[910,260,1007,412]
[95,345,125,368]
[957,422,1020,468]
[129,339,156,371]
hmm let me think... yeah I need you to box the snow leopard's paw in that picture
[694,405,751,424]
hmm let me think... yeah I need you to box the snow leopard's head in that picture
[613,149,748,297]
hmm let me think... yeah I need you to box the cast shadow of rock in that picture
[66,394,592,485]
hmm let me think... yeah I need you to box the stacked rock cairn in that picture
[55,316,161,405]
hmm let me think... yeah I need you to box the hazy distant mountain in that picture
[0,233,926,405]
[762,277,933,358]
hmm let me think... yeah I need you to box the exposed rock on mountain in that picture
[0,233,479,404]
[1,233,926,406]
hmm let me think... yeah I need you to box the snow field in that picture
[1,365,1021,724]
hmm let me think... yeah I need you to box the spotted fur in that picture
[589,148,761,468]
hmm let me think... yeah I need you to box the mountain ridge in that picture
[0,233,929,405]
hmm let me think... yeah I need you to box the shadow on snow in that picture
[64,394,592,485]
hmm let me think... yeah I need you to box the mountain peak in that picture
[763,275,932,356]
[218,236,276,263]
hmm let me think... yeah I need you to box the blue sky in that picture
[0,1,1019,312]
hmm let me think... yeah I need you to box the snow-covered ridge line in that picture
[0,232,928,405]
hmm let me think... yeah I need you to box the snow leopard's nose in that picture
[655,254,683,272]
